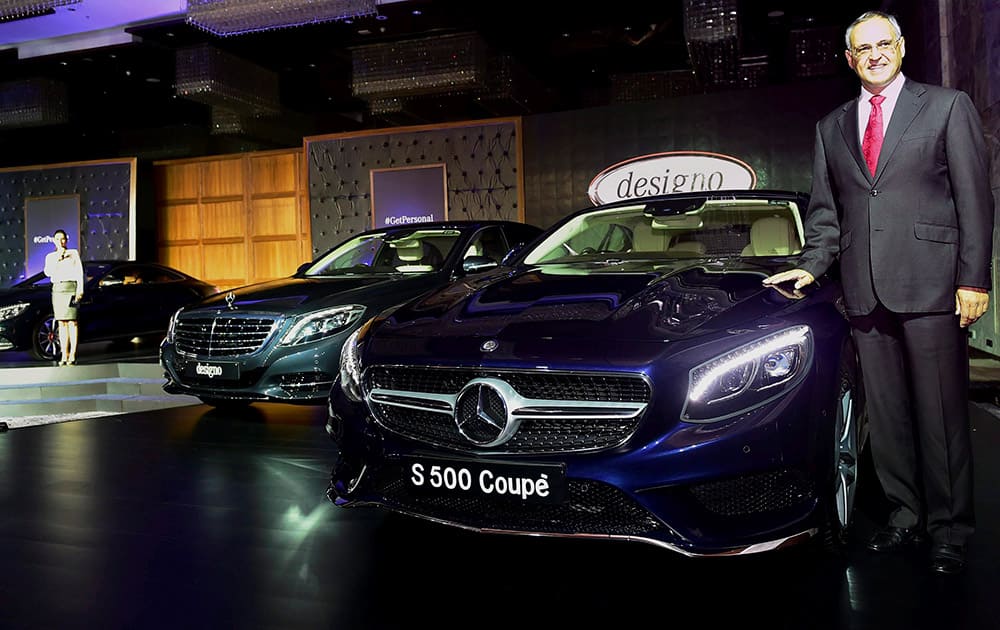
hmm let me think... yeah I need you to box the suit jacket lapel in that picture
[837,100,870,181]
[873,80,927,181]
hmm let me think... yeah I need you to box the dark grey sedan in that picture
[159,220,542,408]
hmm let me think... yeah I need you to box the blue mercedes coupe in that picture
[326,190,868,556]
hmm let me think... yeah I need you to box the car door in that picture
[80,264,158,340]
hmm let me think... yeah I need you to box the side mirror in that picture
[461,256,499,274]
[296,262,312,275]
[500,242,528,266]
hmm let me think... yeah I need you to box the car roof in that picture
[357,220,537,236]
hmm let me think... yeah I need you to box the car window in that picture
[141,266,186,284]
[524,199,803,264]
[465,227,509,261]
[305,229,463,276]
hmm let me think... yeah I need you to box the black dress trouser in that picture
[849,303,974,546]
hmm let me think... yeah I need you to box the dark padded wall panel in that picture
[306,120,519,256]
[522,78,857,228]
[0,162,132,286]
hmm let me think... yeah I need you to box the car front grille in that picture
[279,371,335,396]
[364,366,650,454]
[175,314,281,357]
[374,466,666,537]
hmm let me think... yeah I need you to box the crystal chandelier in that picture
[351,32,489,99]
[186,0,377,36]
[0,0,79,20]
[175,44,281,115]
[682,0,740,89]
[0,78,68,128]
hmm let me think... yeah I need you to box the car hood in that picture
[181,273,446,316]
[0,284,47,304]
[367,259,827,363]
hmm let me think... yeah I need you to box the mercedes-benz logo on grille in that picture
[225,291,236,310]
[454,379,517,447]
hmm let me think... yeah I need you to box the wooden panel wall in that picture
[154,149,310,291]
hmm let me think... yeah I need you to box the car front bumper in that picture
[325,375,834,556]
[160,336,348,404]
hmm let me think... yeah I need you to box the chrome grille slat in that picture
[365,366,651,454]
[175,314,281,357]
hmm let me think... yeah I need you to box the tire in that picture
[31,315,60,361]
[819,336,868,552]
[198,397,252,410]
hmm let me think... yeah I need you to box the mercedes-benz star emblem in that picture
[225,291,236,310]
[480,339,498,352]
[454,379,517,447]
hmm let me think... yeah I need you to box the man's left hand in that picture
[955,288,989,328]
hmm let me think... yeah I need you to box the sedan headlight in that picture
[280,305,366,346]
[164,307,183,343]
[339,316,376,402]
[683,325,812,422]
[0,302,29,321]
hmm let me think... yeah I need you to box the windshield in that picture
[303,228,463,276]
[523,198,804,264]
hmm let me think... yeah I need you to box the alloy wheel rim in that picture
[37,317,59,360]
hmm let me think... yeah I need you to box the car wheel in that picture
[198,397,252,409]
[31,315,60,361]
[820,337,868,552]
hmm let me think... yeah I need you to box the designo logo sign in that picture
[588,151,757,205]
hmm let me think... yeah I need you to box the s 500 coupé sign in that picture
[588,151,757,205]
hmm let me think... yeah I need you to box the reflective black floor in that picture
[1,398,999,629]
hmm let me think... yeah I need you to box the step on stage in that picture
[0,338,199,430]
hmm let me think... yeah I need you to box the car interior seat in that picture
[464,241,483,258]
[667,240,707,255]
[741,216,800,256]
[393,240,444,271]
[631,223,671,253]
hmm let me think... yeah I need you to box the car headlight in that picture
[165,307,183,343]
[339,316,377,402]
[682,325,812,422]
[0,302,29,321]
[280,305,366,346]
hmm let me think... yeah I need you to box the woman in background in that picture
[43,229,84,365]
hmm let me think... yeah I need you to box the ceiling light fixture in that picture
[0,0,80,20]
[186,0,378,36]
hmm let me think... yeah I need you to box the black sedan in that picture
[327,190,869,557]
[0,260,219,361]
[159,220,543,408]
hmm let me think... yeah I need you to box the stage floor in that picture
[0,399,998,629]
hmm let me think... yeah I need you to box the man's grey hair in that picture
[845,11,903,50]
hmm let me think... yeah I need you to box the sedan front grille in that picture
[365,366,651,454]
[175,314,281,357]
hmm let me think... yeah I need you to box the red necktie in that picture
[862,94,885,177]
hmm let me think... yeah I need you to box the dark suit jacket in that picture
[797,78,994,317]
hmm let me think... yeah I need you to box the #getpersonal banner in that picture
[24,195,80,278]
[370,164,448,228]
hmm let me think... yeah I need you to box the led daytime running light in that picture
[689,326,809,401]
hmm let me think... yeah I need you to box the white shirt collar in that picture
[861,73,905,107]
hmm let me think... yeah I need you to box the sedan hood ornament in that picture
[225,291,237,310]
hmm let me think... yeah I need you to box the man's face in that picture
[846,17,905,92]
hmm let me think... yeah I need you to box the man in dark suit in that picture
[763,11,994,575]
